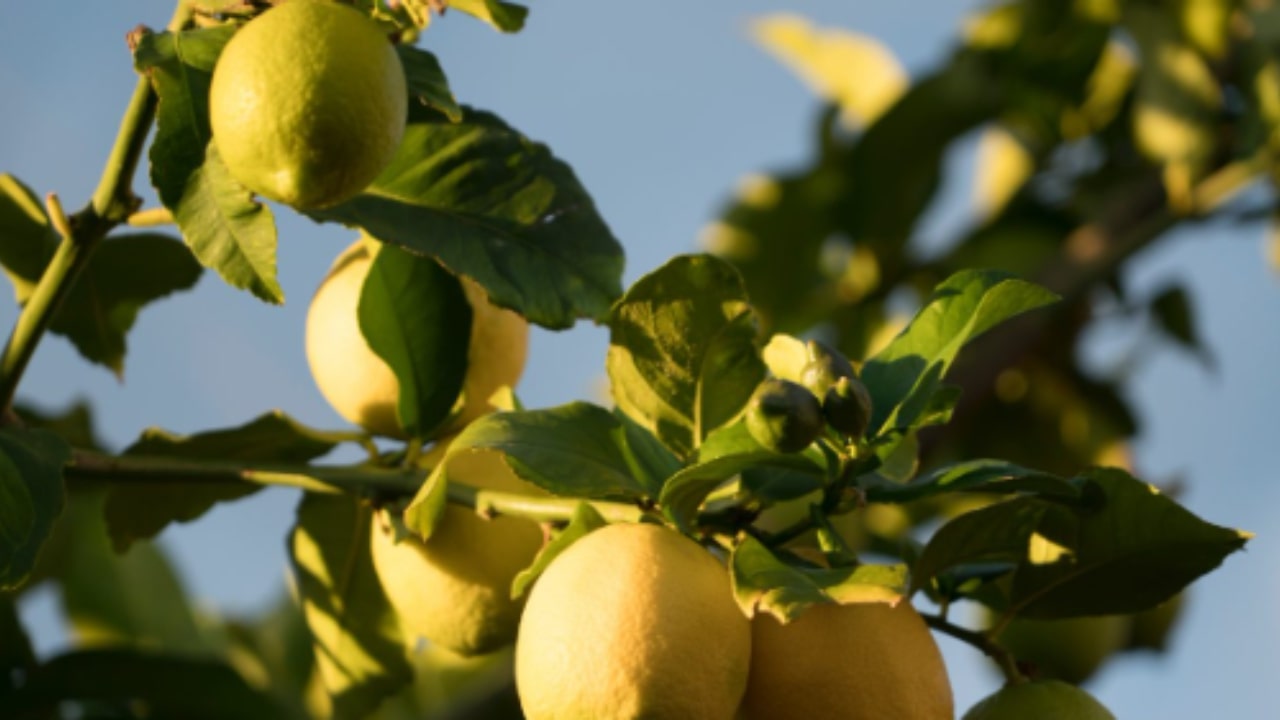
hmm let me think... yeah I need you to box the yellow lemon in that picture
[370,449,544,656]
[515,523,751,720]
[209,0,407,208]
[741,600,953,720]
[962,679,1116,720]
[305,238,529,438]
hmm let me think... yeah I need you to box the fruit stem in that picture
[920,612,1026,685]
[0,2,195,413]
[125,207,176,227]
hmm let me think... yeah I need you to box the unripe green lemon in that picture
[370,449,544,656]
[740,601,953,720]
[993,613,1128,684]
[209,0,407,208]
[745,379,824,453]
[515,523,751,720]
[822,374,873,439]
[305,239,529,438]
[962,679,1116,720]
[797,339,856,398]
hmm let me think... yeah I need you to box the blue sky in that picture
[2,1,1276,716]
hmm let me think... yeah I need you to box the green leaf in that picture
[1150,284,1213,369]
[607,254,767,459]
[0,428,69,591]
[417,402,658,501]
[359,241,471,439]
[55,492,208,653]
[290,493,412,719]
[314,105,624,329]
[729,536,907,623]
[402,460,447,541]
[5,648,292,719]
[396,45,462,121]
[449,0,529,32]
[911,496,1049,595]
[49,233,202,375]
[659,419,829,532]
[1007,468,1251,618]
[862,269,1058,434]
[135,25,234,210]
[864,459,1079,504]
[510,502,606,599]
[0,173,57,304]
[177,143,282,303]
[104,411,340,551]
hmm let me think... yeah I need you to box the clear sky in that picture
[2,1,1276,717]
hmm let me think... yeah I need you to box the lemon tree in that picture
[0,1,1267,719]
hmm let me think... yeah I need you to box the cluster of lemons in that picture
[212,3,1120,717]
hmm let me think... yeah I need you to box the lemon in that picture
[370,448,545,656]
[992,613,1128,684]
[305,238,529,438]
[515,523,751,720]
[209,0,407,209]
[741,600,953,720]
[962,679,1116,720]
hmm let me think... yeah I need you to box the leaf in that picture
[729,536,907,623]
[177,143,282,303]
[659,419,829,532]
[1,595,35,695]
[104,411,339,551]
[607,255,766,459]
[911,496,1048,596]
[1007,468,1250,618]
[49,233,202,375]
[314,105,624,329]
[751,14,907,127]
[510,502,606,599]
[862,269,1059,434]
[5,649,292,719]
[290,493,412,719]
[416,403,659,502]
[864,459,1079,504]
[0,173,57,304]
[449,0,528,32]
[53,491,208,654]
[396,45,462,121]
[0,428,69,591]
[1150,283,1213,369]
[360,241,471,439]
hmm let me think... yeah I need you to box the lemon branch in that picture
[0,3,195,413]
[920,612,1025,685]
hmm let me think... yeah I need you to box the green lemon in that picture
[745,378,825,453]
[209,0,407,209]
[962,680,1115,720]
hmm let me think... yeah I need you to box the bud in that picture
[745,379,825,453]
[823,375,873,440]
[799,340,857,399]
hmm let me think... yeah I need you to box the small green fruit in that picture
[1127,592,1186,652]
[994,614,1127,684]
[962,680,1115,720]
[745,379,824,453]
[798,339,857,398]
[823,375,873,439]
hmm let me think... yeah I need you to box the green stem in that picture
[920,612,1025,685]
[0,3,195,413]
[447,483,654,525]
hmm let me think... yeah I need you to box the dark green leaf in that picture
[659,419,829,532]
[0,428,69,591]
[1150,284,1213,369]
[741,465,826,503]
[105,411,339,550]
[176,144,281,303]
[14,400,106,454]
[510,502,606,599]
[55,491,208,653]
[6,649,292,720]
[360,241,471,439]
[314,106,624,329]
[613,408,683,495]
[864,459,1078,504]
[290,493,412,719]
[1008,468,1250,618]
[136,25,235,210]
[911,496,1049,595]
[729,536,907,622]
[396,45,462,121]
[49,233,202,375]
[862,269,1058,434]
[608,255,766,458]
[0,173,56,304]
[449,0,529,32]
